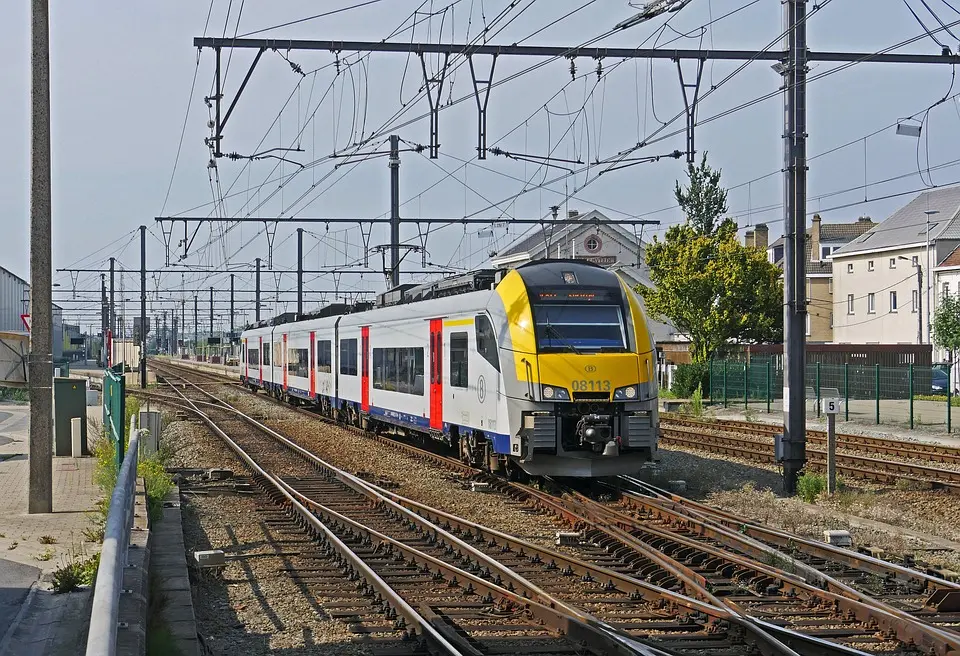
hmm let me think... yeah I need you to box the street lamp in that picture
[899,256,923,345]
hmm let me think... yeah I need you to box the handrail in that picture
[85,414,142,656]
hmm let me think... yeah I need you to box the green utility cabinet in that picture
[54,378,88,456]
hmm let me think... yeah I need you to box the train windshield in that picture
[532,304,627,352]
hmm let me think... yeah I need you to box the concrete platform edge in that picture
[152,485,200,656]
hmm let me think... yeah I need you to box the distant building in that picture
[491,209,682,345]
[0,265,64,359]
[832,186,960,346]
[764,215,876,343]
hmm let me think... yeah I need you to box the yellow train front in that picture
[490,259,659,478]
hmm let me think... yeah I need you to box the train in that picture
[239,259,660,478]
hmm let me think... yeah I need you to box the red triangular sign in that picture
[20,314,30,332]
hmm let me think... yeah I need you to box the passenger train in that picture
[239,259,659,478]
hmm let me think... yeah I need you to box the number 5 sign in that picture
[824,398,840,415]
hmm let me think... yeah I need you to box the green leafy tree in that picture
[638,157,782,363]
[675,152,728,236]
[933,293,960,364]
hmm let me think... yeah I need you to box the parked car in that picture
[932,367,949,393]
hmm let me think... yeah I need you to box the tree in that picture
[639,221,783,363]
[933,293,960,365]
[675,152,728,236]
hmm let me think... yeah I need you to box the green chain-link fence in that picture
[708,357,954,431]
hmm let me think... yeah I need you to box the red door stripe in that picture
[361,326,370,413]
[429,319,443,430]
[258,336,263,385]
[309,331,316,399]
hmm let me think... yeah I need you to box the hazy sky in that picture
[3,1,960,329]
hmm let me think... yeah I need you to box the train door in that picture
[309,331,316,400]
[258,336,263,386]
[282,333,289,393]
[243,338,248,381]
[361,326,370,413]
[429,319,443,430]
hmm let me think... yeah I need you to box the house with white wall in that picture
[831,186,960,345]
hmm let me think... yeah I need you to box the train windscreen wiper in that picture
[544,323,582,355]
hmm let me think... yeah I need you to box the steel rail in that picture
[148,360,960,654]
[85,416,142,656]
[659,426,960,492]
[621,476,960,595]
[663,415,960,464]
[148,364,672,655]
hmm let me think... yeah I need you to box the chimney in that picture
[568,209,579,219]
[811,214,821,261]
[744,230,756,248]
[754,224,769,250]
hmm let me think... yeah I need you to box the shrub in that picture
[52,561,83,593]
[671,362,710,398]
[138,454,174,522]
[796,472,826,503]
[689,385,705,418]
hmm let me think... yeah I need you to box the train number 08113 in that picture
[571,380,611,392]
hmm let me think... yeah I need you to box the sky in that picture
[3,0,960,331]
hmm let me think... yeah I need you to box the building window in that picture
[912,255,919,266]
[806,313,811,336]
[821,245,839,260]
[867,293,876,313]
[889,291,898,313]
[867,260,874,271]
[912,290,919,313]
[889,258,896,269]
[828,279,833,294]
[944,282,951,299]
[848,263,854,273]
[847,294,855,314]
[584,235,602,253]
[829,312,833,328]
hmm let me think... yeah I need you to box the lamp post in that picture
[899,255,923,345]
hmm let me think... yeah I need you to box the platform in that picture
[0,402,103,655]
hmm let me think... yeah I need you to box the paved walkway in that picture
[0,401,103,655]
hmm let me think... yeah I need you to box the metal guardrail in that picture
[85,414,142,656]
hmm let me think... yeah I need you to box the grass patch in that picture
[51,546,100,594]
[0,388,29,403]
[914,394,960,406]
[35,548,55,562]
[796,472,826,503]
[38,535,56,545]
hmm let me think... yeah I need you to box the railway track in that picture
[144,359,960,655]
[658,417,960,493]
[148,361,806,656]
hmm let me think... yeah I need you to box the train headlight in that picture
[540,385,569,401]
[614,385,638,401]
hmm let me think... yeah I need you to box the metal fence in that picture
[709,357,956,431]
[85,414,142,656]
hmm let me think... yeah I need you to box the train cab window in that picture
[339,338,358,376]
[247,348,259,367]
[317,340,332,373]
[450,332,469,388]
[533,304,626,352]
[474,315,500,372]
[288,348,309,378]
[262,344,270,366]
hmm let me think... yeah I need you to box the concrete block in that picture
[193,550,226,567]
[555,531,583,546]
[469,482,491,493]
[203,469,233,481]
[823,530,852,547]
[70,418,82,458]
[667,480,687,493]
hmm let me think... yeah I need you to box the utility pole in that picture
[297,228,304,317]
[193,295,198,358]
[100,274,107,365]
[389,134,401,289]
[28,0,52,514]
[180,299,185,356]
[230,274,235,338]
[109,256,115,368]
[781,0,808,495]
[140,226,147,389]
[255,257,261,322]
[209,286,214,337]
[917,263,924,345]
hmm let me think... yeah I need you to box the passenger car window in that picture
[450,332,468,388]
[475,315,500,372]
